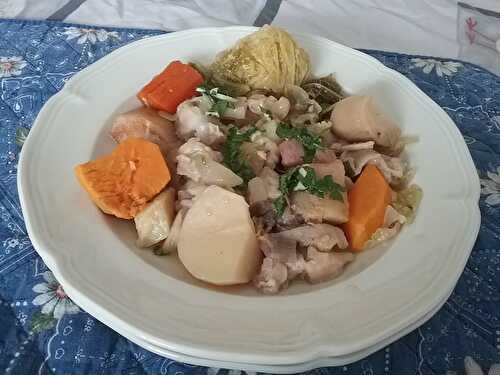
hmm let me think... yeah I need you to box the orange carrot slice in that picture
[343,164,392,251]
[137,60,203,113]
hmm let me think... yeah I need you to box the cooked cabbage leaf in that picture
[392,184,423,223]
[210,25,310,95]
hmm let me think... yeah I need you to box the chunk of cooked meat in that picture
[290,160,349,224]
[247,94,269,115]
[260,233,307,274]
[240,142,266,175]
[254,232,306,294]
[272,97,291,120]
[286,84,322,114]
[314,149,337,163]
[278,223,348,252]
[252,210,277,233]
[177,137,222,161]
[248,177,269,206]
[176,96,225,145]
[249,199,278,232]
[251,201,303,232]
[247,170,281,231]
[331,96,401,148]
[253,258,289,294]
[111,107,180,153]
[254,116,280,142]
[259,232,298,263]
[340,149,404,184]
[286,253,306,279]
[304,247,354,284]
[279,139,304,167]
[247,167,281,207]
[341,141,375,151]
[249,198,274,217]
[331,141,375,152]
[309,160,346,183]
[247,94,290,120]
[275,206,304,231]
[222,97,247,120]
[291,192,349,224]
[259,167,281,199]
[250,131,280,169]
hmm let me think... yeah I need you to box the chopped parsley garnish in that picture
[273,196,288,216]
[208,100,231,118]
[196,84,236,117]
[222,127,258,184]
[273,166,345,216]
[276,123,323,162]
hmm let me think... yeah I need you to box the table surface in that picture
[0,18,499,375]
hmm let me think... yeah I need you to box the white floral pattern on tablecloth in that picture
[62,27,121,44]
[0,56,27,78]
[411,57,463,76]
[32,271,79,319]
[481,166,500,206]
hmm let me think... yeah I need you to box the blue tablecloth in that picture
[0,18,499,375]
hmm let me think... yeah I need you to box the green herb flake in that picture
[222,127,258,184]
[276,123,323,162]
[208,100,229,118]
[273,196,287,216]
[196,83,237,117]
[273,166,345,215]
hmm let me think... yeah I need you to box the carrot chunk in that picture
[137,60,203,113]
[343,165,392,251]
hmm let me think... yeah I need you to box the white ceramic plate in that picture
[103,281,455,373]
[18,27,480,370]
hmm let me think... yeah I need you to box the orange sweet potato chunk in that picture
[75,138,171,219]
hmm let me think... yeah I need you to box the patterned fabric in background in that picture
[457,2,500,76]
[0,18,499,375]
